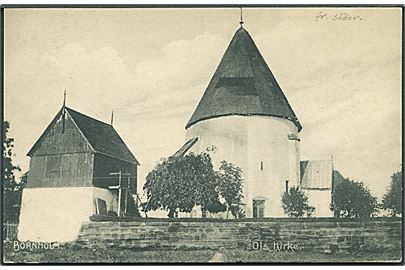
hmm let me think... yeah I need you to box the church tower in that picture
[185,24,302,217]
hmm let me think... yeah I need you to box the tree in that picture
[330,178,378,218]
[3,121,23,222]
[3,172,27,222]
[3,121,21,191]
[143,151,223,218]
[281,186,314,218]
[382,168,402,217]
[217,161,244,219]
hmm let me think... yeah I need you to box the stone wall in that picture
[75,218,402,254]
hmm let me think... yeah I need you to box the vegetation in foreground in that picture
[282,186,314,217]
[2,242,402,264]
[143,149,245,219]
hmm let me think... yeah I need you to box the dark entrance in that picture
[253,199,265,218]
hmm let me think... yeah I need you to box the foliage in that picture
[330,178,378,218]
[143,150,246,218]
[217,160,244,218]
[143,151,223,218]
[229,205,246,219]
[281,186,314,218]
[3,121,21,192]
[89,213,118,222]
[89,212,141,222]
[382,168,402,217]
[3,121,25,222]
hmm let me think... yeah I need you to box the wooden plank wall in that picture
[30,112,93,155]
[93,153,137,194]
[26,112,94,188]
[27,153,94,188]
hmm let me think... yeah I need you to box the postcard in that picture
[2,5,403,264]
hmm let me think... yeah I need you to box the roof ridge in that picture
[65,107,111,127]
[66,106,139,165]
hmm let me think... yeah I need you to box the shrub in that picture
[281,186,314,218]
[330,178,378,218]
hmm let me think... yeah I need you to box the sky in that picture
[4,7,402,199]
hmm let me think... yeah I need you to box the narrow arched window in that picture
[260,161,263,171]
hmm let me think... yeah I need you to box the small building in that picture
[18,106,139,242]
[300,160,345,217]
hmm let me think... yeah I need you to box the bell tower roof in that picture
[186,27,302,131]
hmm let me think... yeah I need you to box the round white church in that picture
[178,26,344,218]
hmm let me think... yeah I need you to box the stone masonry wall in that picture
[75,218,402,254]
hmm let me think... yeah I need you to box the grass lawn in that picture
[2,242,402,264]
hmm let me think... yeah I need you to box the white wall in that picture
[18,187,94,242]
[304,189,334,217]
[186,115,300,217]
[18,187,119,242]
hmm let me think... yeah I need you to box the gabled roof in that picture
[28,107,139,165]
[66,108,139,164]
[300,160,344,190]
[300,160,333,189]
[186,27,302,131]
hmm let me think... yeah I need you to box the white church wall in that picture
[186,115,249,170]
[304,189,334,217]
[186,115,300,218]
[246,116,299,217]
[18,187,94,243]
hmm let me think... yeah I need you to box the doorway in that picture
[253,199,265,218]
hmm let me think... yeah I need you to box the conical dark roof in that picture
[186,27,302,131]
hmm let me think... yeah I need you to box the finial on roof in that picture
[63,90,66,108]
[239,7,244,28]
[111,110,114,126]
[62,90,67,134]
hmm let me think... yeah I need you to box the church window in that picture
[285,180,289,193]
[260,161,263,171]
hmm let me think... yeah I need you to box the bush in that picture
[381,169,402,217]
[281,186,314,218]
[89,214,118,222]
[330,178,377,218]
[107,210,118,217]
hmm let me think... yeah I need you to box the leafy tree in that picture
[3,172,27,222]
[19,171,28,189]
[192,152,225,217]
[382,168,402,217]
[3,121,21,191]
[217,161,244,219]
[3,121,23,222]
[330,178,378,218]
[143,151,223,218]
[281,186,314,218]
